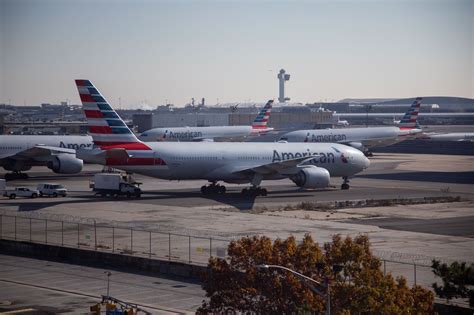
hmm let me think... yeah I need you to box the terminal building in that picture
[132,106,334,133]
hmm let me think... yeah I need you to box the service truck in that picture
[91,173,142,198]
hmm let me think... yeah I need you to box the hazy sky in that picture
[0,0,472,108]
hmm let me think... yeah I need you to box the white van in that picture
[37,183,67,197]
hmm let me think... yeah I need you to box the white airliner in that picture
[280,98,423,156]
[139,101,274,142]
[0,135,92,180]
[75,80,370,194]
[419,132,474,142]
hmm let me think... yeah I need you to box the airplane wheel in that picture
[341,183,350,190]
[218,186,226,194]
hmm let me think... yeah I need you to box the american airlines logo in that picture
[305,133,347,143]
[272,149,336,164]
[165,130,203,140]
[59,141,93,149]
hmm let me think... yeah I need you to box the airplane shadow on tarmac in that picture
[358,171,474,185]
[0,189,316,212]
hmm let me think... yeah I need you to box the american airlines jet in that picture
[280,98,423,156]
[139,101,274,142]
[75,80,370,194]
[0,135,92,180]
[419,132,474,142]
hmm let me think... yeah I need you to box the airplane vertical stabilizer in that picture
[252,100,273,129]
[75,80,150,150]
[399,97,422,129]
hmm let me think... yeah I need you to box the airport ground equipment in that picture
[36,183,67,197]
[91,173,141,198]
[3,187,39,199]
[90,295,150,315]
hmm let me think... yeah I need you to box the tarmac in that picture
[0,254,202,314]
[1,152,473,312]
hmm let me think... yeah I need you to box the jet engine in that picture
[290,166,330,189]
[47,154,83,174]
[348,142,365,151]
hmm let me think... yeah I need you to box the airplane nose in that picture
[352,150,370,170]
[362,155,370,169]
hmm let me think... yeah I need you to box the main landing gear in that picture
[241,186,267,197]
[4,172,29,181]
[341,176,350,190]
[364,151,373,157]
[201,182,226,195]
[241,173,267,197]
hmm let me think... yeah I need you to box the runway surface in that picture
[0,254,202,314]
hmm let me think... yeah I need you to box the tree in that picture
[432,260,474,306]
[198,234,434,314]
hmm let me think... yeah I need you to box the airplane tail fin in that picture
[75,80,150,150]
[399,97,422,129]
[252,100,273,129]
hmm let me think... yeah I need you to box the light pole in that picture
[257,264,331,315]
[104,271,112,297]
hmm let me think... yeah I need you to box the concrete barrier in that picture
[0,239,207,281]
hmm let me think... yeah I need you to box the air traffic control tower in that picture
[277,69,290,103]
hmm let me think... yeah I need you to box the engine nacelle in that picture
[348,142,365,151]
[290,166,330,189]
[47,154,83,174]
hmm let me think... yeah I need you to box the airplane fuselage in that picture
[281,126,418,148]
[0,135,93,160]
[421,132,474,142]
[0,135,92,175]
[139,125,272,142]
[81,142,369,183]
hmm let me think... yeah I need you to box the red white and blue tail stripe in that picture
[75,79,151,151]
[399,97,422,130]
[252,100,273,129]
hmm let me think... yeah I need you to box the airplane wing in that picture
[339,138,398,149]
[76,147,131,164]
[231,155,320,176]
[192,138,215,142]
[7,145,77,160]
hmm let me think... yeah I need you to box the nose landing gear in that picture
[201,182,226,195]
[341,176,350,190]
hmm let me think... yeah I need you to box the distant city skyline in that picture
[1,0,472,108]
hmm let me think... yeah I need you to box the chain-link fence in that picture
[0,211,470,291]
[0,213,230,265]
